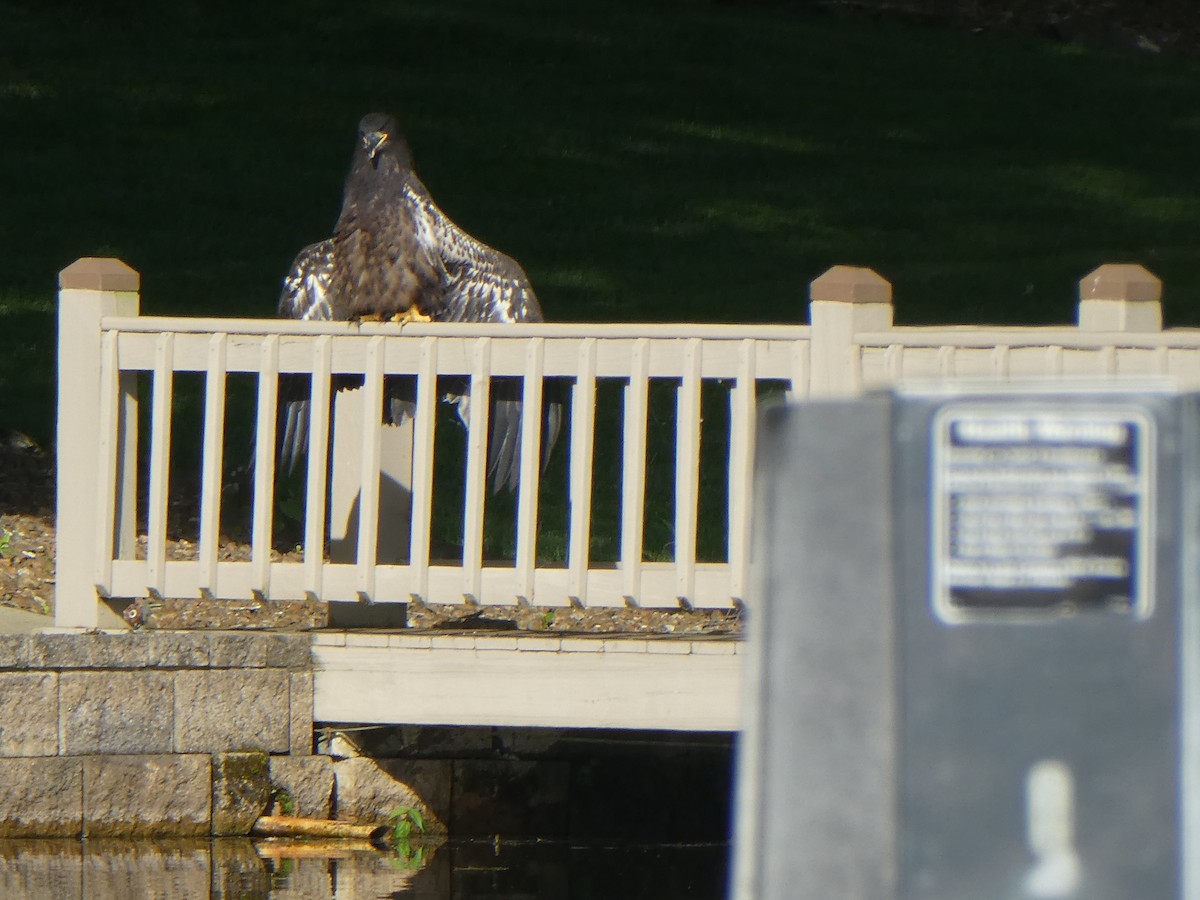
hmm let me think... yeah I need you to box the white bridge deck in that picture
[312,631,743,732]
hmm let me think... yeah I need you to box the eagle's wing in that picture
[404,178,563,492]
[277,240,334,474]
[405,178,541,325]
[279,239,335,322]
[445,260,560,493]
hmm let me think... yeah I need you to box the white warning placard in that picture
[932,404,1153,622]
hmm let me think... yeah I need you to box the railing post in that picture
[56,258,140,629]
[327,388,414,568]
[808,265,893,397]
[1077,263,1163,332]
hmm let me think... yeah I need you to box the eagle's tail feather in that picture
[541,382,565,475]
[278,375,312,476]
[384,376,418,428]
[484,379,565,495]
[487,382,523,494]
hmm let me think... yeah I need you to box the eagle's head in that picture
[357,112,412,172]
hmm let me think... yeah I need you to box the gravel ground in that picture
[0,434,56,617]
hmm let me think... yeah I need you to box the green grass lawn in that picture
[4,0,1200,558]
[5,0,1200,444]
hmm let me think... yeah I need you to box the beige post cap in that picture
[810,265,892,305]
[1078,263,1161,303]
[59,258,140,292]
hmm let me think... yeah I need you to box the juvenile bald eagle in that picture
[278,112,560,492]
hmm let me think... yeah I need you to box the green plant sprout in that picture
[270,787,295,816]
[387,805,428,869]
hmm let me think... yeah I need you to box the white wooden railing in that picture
[54,258,1194,628]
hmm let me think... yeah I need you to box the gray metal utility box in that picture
[731,390,1200,900]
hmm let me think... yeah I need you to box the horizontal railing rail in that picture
[855,327,1200,348]
[101,328,810,378]
[101,315,813,340]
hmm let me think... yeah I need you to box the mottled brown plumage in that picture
[327,116,444,322]
[277,113,561,492]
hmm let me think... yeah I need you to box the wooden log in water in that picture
[251,815,391,844]
[253,838,382,859]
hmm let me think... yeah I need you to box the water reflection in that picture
[0,837,728,899]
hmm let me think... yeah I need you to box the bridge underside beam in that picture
[313,634,742,732]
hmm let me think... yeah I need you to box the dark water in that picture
[0,837,729,898]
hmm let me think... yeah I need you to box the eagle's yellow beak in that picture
[364,130,390,162]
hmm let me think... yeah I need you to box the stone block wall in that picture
[0,631,320,837]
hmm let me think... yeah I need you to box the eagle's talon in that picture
[391,305,432,325]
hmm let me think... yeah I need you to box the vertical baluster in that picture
[198,333,227,597]
[462,337,492,602]
[93,330,121,595]
[885,343,903,382]
[514,338,545,602]
[620,339,650,602]
[408,337,439,601]
[113,353,140,563]
[674,338,702,604]
[728,340,756,604]
[1046,345,1063,376]
[991,344,1010,379]
[567,339,597,605]
[251,335,280,598]
[146,333,175,599]
[304,335,332,599]
[938,345,956,378]
[848,340,865,394]
[1101,345,1117,375]
[785,339,808,402]
[355,335,385,601]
